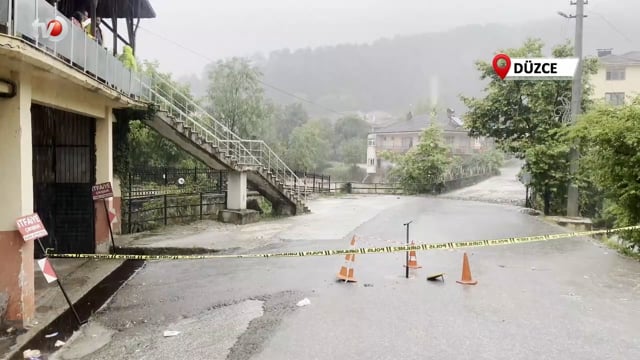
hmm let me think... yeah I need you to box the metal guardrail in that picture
[3,0,151,99]
[329,166,497,194]
[142,74,307,205]
[2,0,307,209]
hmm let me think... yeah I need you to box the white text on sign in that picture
[507,58,579,80]
[92,182,114,200]
[16,213,49,242]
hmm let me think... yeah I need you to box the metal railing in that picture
[140,74,307,204]
[2,0,150,99]
[2,0,306,206]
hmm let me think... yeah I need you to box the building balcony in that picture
[0,0,151,103]
[375,145,412,154]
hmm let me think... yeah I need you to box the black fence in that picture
[121,167,228,234]
[120,166,328,234]
[328,167,499,195]
[293,172,331,193]
[118,165,497,234]
[123,192,227,234]
[125,167,227,198]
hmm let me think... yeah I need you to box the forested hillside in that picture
[181,3,639,117]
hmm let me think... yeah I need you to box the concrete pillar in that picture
[226,171,247,210]
[0,69,35,328]
[111,176,122,235]
[94,107,114,253]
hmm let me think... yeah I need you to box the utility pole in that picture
[566,0,586,217]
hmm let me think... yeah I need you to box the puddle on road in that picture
[9,260,145,360]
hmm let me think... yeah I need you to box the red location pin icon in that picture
[492,53,511,80]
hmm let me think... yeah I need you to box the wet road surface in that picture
[51,196,640,360]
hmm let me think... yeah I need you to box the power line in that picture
[137,25,348,116]
[587,10,636,46]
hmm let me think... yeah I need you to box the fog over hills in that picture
[179,1,640,118]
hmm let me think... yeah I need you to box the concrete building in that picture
[591,49,640,106]
[366,109,492,175]
[1,0,310,330]
[0,0,154,329]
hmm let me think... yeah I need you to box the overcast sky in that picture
[133,0,621,77]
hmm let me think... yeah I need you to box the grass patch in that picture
[598,235,640,261]
[258,197,273,216]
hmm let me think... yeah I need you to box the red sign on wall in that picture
[16,213,49,242]
[92,182,114,200]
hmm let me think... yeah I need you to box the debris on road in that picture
[23,349,42,359]
[296,298,311,307]
[45,332,58,338]
[364,283,374,287]
[54,340,66,347]
[163,330,181,337]
[427,273,445,281]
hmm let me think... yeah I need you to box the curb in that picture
[114,246,221,256]
[3,260,140,360]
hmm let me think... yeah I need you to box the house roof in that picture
[373,112,465,134]
[598,51,640,66]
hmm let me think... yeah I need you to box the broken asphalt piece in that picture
[363,283,374,287]
[163,330,181,337]
[54,340,66,347]
[45,332,58,338]
[296,298,311,307]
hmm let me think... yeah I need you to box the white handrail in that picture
[137,72,306,203]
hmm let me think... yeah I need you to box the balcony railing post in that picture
[95,41,99,79]
[128,68,132,95]
[83,32,87,73]
[7,0,13,36]
[34,0,39,48]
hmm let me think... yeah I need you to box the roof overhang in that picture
[58,0,157,19]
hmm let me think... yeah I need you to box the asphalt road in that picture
[51,194,640,360]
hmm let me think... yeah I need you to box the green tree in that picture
[462,149,505,173]
[569,98,640,246]
[382,125,452,194]
[460,38,598,214]
[114,61,200,174]
[339,138,366,165]
[285,120,332,172]
[143,60,195,109]
[333,115,370,143]
[205,57,267,138]
[331,115,370,161]
[276,103,309,141]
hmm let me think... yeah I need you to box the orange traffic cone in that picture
[337,253,357,282]
[337,235,357,282]
[403,242,422,269]
[456,252,477,285]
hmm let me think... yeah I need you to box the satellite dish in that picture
[177,177,185,185]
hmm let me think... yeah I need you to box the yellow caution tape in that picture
[45,225,640,261]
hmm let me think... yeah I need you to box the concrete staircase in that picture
[140,75,309,216]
